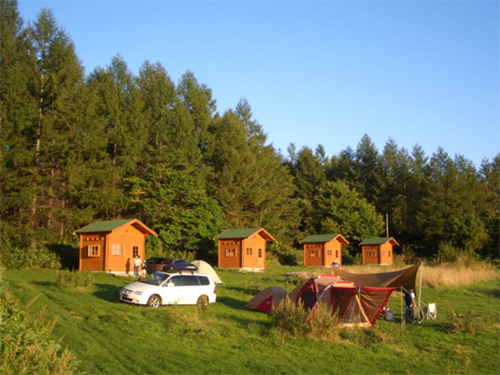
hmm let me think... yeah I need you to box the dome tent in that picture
[192,260,223,284]
[245,286,288,314]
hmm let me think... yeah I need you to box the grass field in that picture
[4,265,500,375]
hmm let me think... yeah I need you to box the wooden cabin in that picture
[215,228,275,269]
[301,234,349,267]
[360,237,399,265]
[75,219,157,273]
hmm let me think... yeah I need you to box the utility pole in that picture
[386,214,389,237]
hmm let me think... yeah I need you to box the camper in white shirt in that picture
[133,256,141,277]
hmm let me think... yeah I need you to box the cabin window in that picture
[225,248,236,257]
[310,250,319,258]
[388,251,391,257]
[246,248,253,256]
[112,244,124,256]
[327,250,332,256]
[336,250,339,258]
[133,246,139,257]
[258,249,263,258]
[87,245,99,257]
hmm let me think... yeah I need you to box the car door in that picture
[160,275,185,305]
[182,275,203,304]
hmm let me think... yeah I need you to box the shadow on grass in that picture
[93,283,122,303]
[32,281,54,287]
[216,296,248,310]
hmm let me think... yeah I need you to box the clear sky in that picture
[18,0,499,167]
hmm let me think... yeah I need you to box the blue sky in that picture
[18,1,499,167]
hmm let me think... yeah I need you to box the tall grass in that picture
[0,268,79,374]
[421,263,499,289]
[56,269,95,288]
[342,262,499,289]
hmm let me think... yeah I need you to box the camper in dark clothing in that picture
[405,288,416,322]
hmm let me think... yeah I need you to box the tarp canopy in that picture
[245,286,288,314]
[331,263,420,291]
[192,260,223,284]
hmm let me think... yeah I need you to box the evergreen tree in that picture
[22,8,84,243]
[0,0,34,248]
[204,108,300,244]
[416,148,488,255]
[125,160,227,258]
[378,138,411,239]
[353,134,382,206]
[478,155,500,256]
[326,146,357,189]
[289,146,326,234]
[235,98,266,149]
[314,180,385,244]
[137,61,200,167]
[177,70,216,154]
[87,55,144,217]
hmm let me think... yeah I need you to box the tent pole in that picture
[418,261,423,307]
[401,286,403,329]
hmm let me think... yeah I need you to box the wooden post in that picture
[386,214,389,237]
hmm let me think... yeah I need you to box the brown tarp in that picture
[331,263,420,291]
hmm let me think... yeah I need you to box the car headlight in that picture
[134,291,143,295]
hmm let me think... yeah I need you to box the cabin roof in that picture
[301,233,349,245]
[215,228,275,242]
[359,237,399,246]
[75,219,157,237]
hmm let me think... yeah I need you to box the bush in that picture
[268,242,302,265]
[46,243,79,270]
[307,304,341,340]
[0,264,80,374]
[1,246,61,270]
[446,309,497,335]
[269,298,308,335]
[56,270,94,288]
[437,241,477,267]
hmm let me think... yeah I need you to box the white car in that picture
[120,272,216,308]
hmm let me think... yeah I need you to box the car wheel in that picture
[147,295,161,308]
[197,295,209,310]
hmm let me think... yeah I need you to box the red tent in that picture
[289,275,397,328]
[245,286,288,314]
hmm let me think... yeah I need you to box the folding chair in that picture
[427,303,437,320]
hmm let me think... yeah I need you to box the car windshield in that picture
[142,272,168,286]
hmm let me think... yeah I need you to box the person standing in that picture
[405,287,416,322]
[133,255,141,278]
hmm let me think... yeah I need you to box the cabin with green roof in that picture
[301,234,349,267]
[360,237,399,265]
[75,219,157,273]
[214,228,275,269]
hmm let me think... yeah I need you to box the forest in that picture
[1,0,499,269]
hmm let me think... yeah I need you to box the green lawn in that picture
[4,266,500,375]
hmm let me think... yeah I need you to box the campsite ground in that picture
[4,265,500,375]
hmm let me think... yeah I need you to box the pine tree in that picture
[353,134,382,206]
[87,55,144,217]
[137,61,200,167]
[478,155,500,256]
[177,70,216,154]
[22,8,84,243]
[326,146,357,189]
[314,180,384,244]
[0,0,34,248]
[289,146,326,234]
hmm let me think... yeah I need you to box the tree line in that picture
[1,1,498,266]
